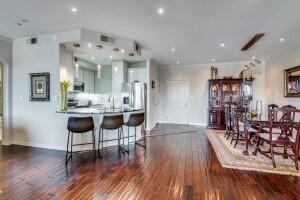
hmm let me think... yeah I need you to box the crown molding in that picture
[0,35,13,43]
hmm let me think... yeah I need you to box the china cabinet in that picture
[207,78,254,129]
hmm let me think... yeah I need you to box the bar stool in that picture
[66,116,95,165]
[123,112,146,153]
[98,114,124,157]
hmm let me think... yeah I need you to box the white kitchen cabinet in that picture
[128,68,147,82]
[83,69,95,93]
[74,68,84,83]
[94,65,112,94]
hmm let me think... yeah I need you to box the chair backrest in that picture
[268,104,279,122]
[268,104,279,110]
[225,104,231,132]
[230,105,240,133]
[269,107,300,140]
[67,116,94,133]
[101,114,124,130]
[282,104,296,109]
[126,112,145,126]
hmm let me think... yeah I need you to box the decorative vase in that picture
[63,90,68,111]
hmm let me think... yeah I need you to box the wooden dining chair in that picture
[224,104,232,139]
[282,104,296,109]
[253,107,300,170]
[268,104,279,122]
[230,105,258,148]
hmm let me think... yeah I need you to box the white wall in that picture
[0,37,13,144]
[12,34,72,149]
[265,45,300,110]
[146,59,159,130]
[159,61,266,125]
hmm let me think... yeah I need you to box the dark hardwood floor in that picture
[1,127,300,199]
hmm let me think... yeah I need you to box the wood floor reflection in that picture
[1,126,300,199]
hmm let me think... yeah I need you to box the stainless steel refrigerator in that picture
[122,81,147,110]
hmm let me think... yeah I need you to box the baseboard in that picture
[2,140,13,145]
[188,123,207,126]
[12,140,66,151]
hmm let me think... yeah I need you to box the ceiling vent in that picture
[26,37,38,45]
[133,42,142,55]
[99,34,117,44]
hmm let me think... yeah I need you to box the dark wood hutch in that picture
[207,78,254,130]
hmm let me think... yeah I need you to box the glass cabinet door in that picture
[231,82,241,103]
[210,83,220,108]
[242,81,253,102]
[221,82,231,107]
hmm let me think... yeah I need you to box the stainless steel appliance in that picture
[122,81,146,110]
[73,82,84,92]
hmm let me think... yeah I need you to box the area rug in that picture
[148,123,198,137]
[205,129,300,176]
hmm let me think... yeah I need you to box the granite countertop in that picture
[56,107,143,114]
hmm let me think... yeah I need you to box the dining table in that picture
[241,114,271,156]
[241,114,299,156]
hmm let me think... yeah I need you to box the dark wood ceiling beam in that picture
[241,33,265,51]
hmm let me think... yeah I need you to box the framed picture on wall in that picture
[29,72,50,101]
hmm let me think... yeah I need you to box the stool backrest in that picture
[102,114,124,130]
[67,117,94,133]
[127,112,145,126]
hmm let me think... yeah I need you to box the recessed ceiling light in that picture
[129,53,134,56]
[212,59,215,62]
[220,42,225,47]
[252,56,256,59]
[176,61,180,64]
[70,7,77,12]
[88,43,92,47]
[113,48,119,52]
[121,49,125,53]
[92,57,95,60]
[96,45,102,49]
[280,38,285,42]
[158,8,164,15]
[172,48,175,52]
[110,55,113,58]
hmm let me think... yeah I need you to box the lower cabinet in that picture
[207,109,225,130]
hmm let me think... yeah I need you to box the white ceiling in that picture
[1,0,300,66]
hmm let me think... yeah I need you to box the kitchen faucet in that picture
[108,95,115,109]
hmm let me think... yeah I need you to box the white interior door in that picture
[166,80,188,124]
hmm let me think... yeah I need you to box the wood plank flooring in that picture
[1,127,300,199]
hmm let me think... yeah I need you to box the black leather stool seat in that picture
[98,114,125,157]
[124,112,145,127]
[66,116,96,165]
[123,112,146,152]
[101,115,124,130]
[68,117,94,133]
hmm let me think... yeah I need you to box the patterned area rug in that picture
[205,129,300,176]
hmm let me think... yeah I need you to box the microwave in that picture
[73,82,84,92]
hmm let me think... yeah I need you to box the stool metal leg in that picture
[135,124,146,148]
[66,131,71,165]
[98,128,102,157]
[92,130,96,160]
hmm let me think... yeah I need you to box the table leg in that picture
[243,130,249,156]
